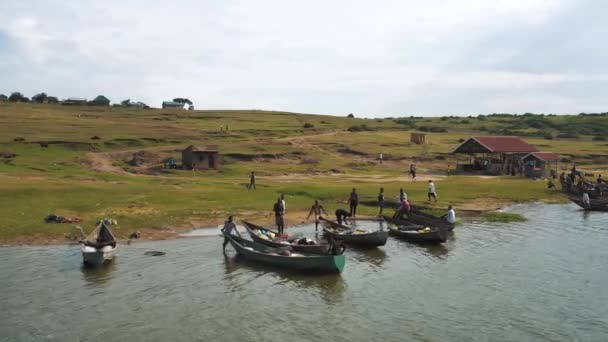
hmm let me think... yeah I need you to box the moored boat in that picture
[394,209,455,231]
[320,218,388,247]
[570,197,608,211]
[80,221,117,266]
[384,216,448,244]
[223,231,345,273]
[242,221,331,255]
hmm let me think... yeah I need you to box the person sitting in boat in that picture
[221,216,241,253]
[443,205,456,224]
[335,208,352,225]
[307,200,329,231]
[273,198,285,234]
[582,191,591,209]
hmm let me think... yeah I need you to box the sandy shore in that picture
[0,198,522,247]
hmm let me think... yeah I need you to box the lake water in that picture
[1,203,607,341]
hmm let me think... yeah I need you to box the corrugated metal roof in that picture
[523,152,560,161]
[471,136,538,153]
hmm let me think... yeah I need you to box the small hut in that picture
[182,145,219,170]
[410,132,427,144]
[162,101,187,110]
[521,152,560,179]
[452,136,538,175]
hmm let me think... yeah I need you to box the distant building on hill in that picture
[182,145,219,170]
[162,101,187,110]
[89,95,111,106]
[61,97,88,105]
[0,94,7,102]
[410,132,427,144]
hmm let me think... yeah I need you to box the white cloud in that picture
[0,0,606,116]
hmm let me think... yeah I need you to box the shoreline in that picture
[0,199,565,247]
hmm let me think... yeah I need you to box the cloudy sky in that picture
[1,0,606,116]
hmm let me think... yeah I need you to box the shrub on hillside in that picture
[347,124,375,132]
[543,134,554,140]
[556,132,580,139]
[593,136,606,141]
[418,126,447,133]
[303,123,314,129]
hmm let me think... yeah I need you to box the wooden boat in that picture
[320,218,388,247]
[570,197,608,211]
[383,216,448,244]
[395,209,455,231]
[242,221,331,255]
[223,231,345,273]
[80,221,117,266]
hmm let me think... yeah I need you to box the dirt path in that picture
[83,152,132,175]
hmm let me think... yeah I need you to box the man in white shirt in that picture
[428,180,437,202]
[582,192,591,208]
[446,205,456,224]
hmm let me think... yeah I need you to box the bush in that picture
[347,113,355,118]
[303,123,314,129]
[556,132,580,139]
[418,126,447,133]
[543,134,554,140]
[347,124,375,132]
[593,136,606,141]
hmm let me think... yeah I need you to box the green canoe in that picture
[223,231,345,273]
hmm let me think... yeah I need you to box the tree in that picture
[8,92,24,102]
[47,96,59,104]
[172,98,193,105]
[347,113,355,118]
[121,99,131,106]
[32,92,48,103]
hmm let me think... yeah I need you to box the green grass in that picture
[483,212,528,223]
[0,103,603,242]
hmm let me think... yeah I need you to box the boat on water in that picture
[383,216,448,244]
[393,208,455,231]
[80,221,117,266]
[320,218,388,247]
[223,231,345,273]
[570,197,608,211]
[241,221,331,255]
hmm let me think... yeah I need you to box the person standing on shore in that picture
[349,188,359,217]
[377,187,385,217]
[247,171,256,190]
[307,200,328,231]
[378,153,383,164]
[273,198,285,234]
[221,216,241,253]
[410,163,417,181]
[428,180,437,202]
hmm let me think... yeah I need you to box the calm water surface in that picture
[1,203,607,341]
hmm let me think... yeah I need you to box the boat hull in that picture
[570,198,608,211]
[320,219,388,247]
[387,226,447,244]
[81,245,115,266]
[225,232,345,273]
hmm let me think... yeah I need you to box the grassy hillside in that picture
[0,103,605,243]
